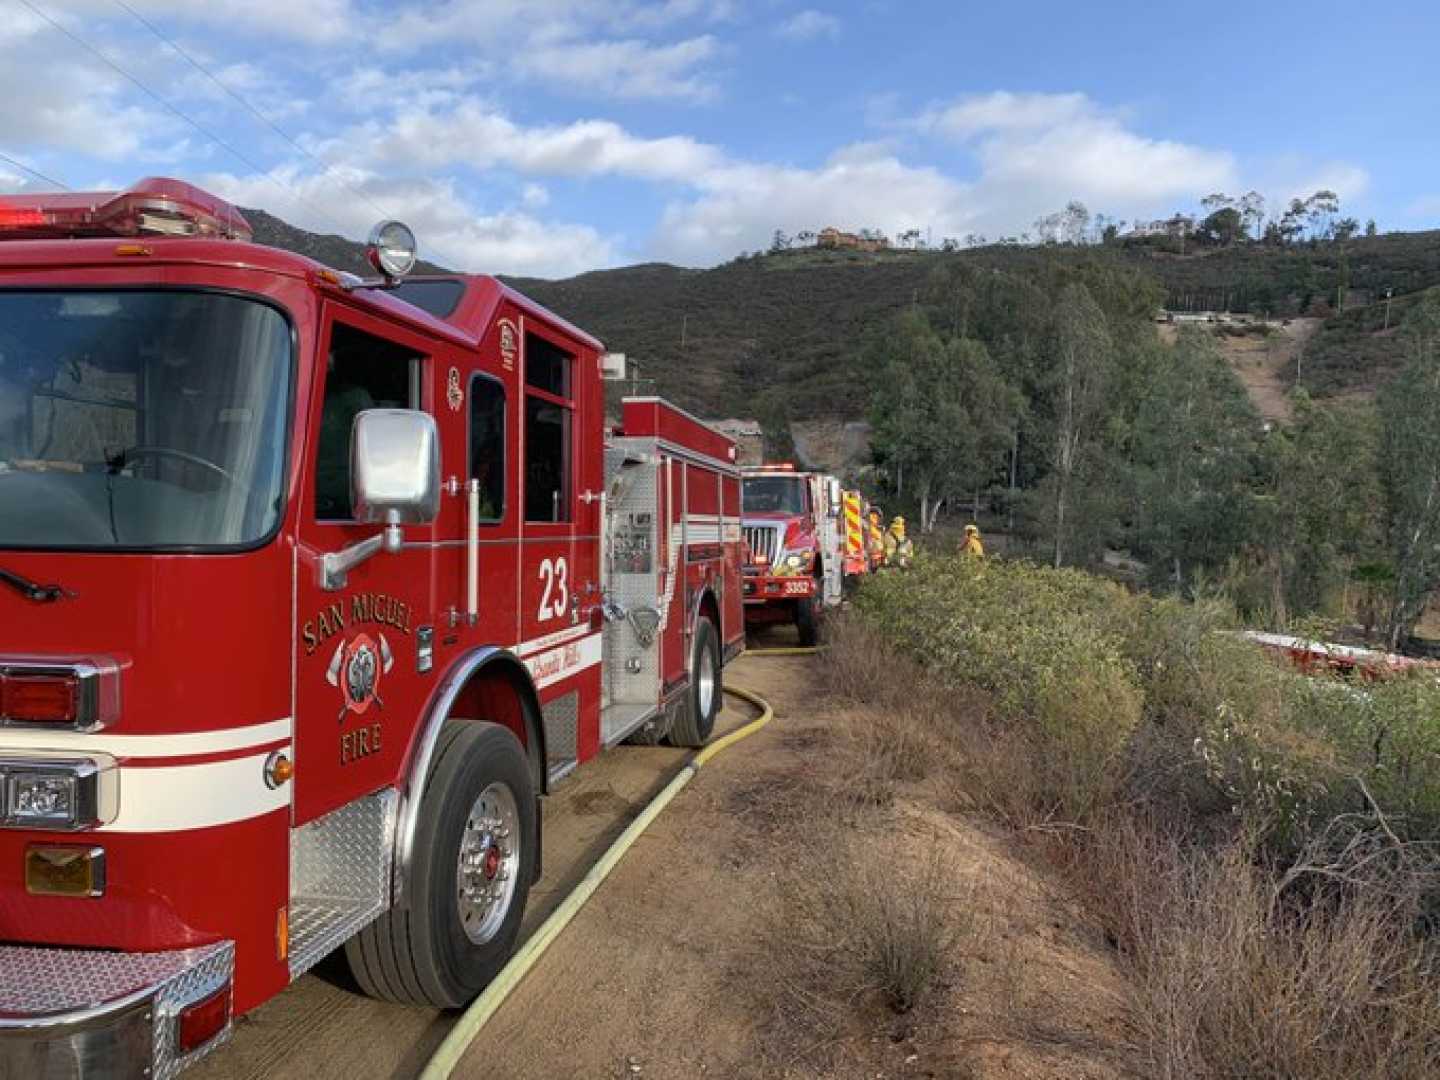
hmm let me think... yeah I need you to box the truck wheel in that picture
[667,617,720,747]
[345,721,536,1008]
[795,595,820,647]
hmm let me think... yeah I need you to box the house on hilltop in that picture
[816,226,890,253]
[1126,214,1195,240]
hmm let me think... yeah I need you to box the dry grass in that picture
[827,606,1440,1079]
[764,815,969,1029]
[1128,838,1440,1079]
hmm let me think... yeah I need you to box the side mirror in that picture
[827,478,842,517]
[352,409,440,525]
[320,409,439,591]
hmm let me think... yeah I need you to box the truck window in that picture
[524,333,572,523]
[469,374,505,522]
[314,323,421,520]
[742,475,807,514]
[0,289,291,549]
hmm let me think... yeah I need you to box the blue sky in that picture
[0,0,1431,277]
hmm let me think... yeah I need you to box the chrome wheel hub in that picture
[696,644,717,720]
[456,781,520,945]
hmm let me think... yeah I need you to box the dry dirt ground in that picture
[461,637,1141,1080]
[193,697,759,1080]
[1160,317,1320,425]
[200,636,1141,1080]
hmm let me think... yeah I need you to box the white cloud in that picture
[917,90,1093,137]
[775,9,841,40]
[1262,159,1371,206]
[127,0,358,44]
[654,145,973,263]
[918,91,1237,214]
[204,166,619,278]
[520,34,720,102]
[0,17,179,163]
[370,1,725,101]
[322,100,725,181]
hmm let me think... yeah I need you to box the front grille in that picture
[742,524,780,567]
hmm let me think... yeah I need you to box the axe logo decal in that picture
[327,631,395,722]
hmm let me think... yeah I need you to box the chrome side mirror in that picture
[352,409,440,526]
[319,409,439,591]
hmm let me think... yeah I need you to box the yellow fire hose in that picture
[418,684,774,1079]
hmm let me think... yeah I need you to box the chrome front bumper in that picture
[0,941,233,1080]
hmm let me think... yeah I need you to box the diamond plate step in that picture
[288,789,396,979]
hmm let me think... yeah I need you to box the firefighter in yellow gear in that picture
[883,515,914,569]
[961,523,985,558]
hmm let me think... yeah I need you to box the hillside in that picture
[243,206,1440,427]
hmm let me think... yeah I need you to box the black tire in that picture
[345,721,536,1007]
[795,594,820,647]
[667,617,720,747]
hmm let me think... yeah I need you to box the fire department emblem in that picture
[326,632,394,721]
[497,318,518,371]
[446,366,464,412]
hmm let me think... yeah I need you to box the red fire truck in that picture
[740,465,843,646]
[0,179,744,1077]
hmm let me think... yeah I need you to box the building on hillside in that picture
[710,418,765,466]
[1126,214,1195,240]
[816,226,890,253]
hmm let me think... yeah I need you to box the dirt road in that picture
[201,636,1134,1079]
[192,688,764,1080]
[1162,317,1320,424]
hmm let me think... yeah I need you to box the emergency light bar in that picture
[0,177,251,242]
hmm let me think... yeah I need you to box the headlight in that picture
[1,757,114,831]
[785,553,805,570]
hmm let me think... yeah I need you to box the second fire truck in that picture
[740,464,844,645]
[0,178,744,1077]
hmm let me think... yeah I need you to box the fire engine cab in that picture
[740,464,843,646]
[0,179,743,1077]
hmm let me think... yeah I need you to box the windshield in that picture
[0,290,291,549]
[743,475,807,515]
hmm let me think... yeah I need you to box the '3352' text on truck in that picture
[0,178,743,1078]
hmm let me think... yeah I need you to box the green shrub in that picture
[856,557,1142,819]
[854,554,1440,851]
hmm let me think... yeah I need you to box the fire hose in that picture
[418,683,775,1079]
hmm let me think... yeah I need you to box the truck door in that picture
[293,311,438,825]
[517,328,584,677]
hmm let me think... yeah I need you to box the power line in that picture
[107,0,472,272]
[18,0,353,237]
[109,0,392,224]
[0,150,70,190]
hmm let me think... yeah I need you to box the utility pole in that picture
[1383,287,1395,330]
[679,313,687,360]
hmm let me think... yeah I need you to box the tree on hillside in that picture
[1131,329,1261,584]
[1239,191,1266,239]
[1379,290,1440,647]
[1043,283,1113,567]
[868,311,1017,532]
[1260,390,1380,622]
[1198,206,1246,246]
